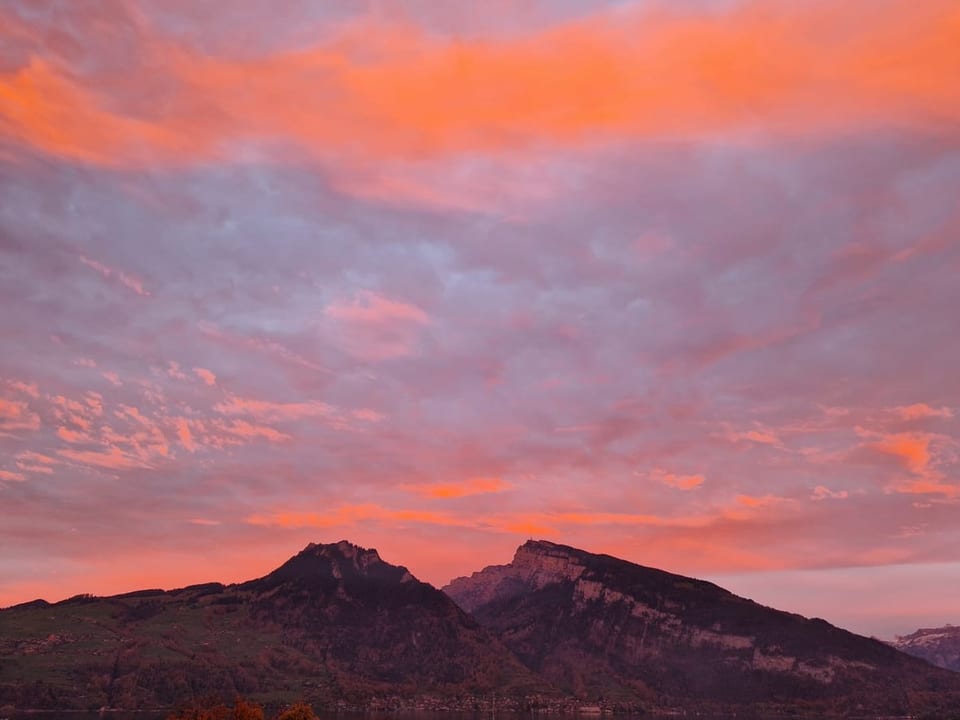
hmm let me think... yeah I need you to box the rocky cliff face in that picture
[444,540,960,713]
[893,625,960,671]
[0,541,537,712]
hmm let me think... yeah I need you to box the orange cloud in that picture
[811,485,849,501]
[15,451,59,475]
[57,426,92,444]
[245,503,718,535]
[872,433,933,474]
[176,418,196,453]
[402,476,511,499]
[735,494,785,509]
[247,504,469,530]
[214,419,289,443]
[726,428,783,446]
[214,395,335,423]
[0,469,26,482]
[0,397,40,433]
[894,479,960,498]
[58,446,149,470]
[8,380,39,398]
[644,469,705,491]
[891,403,954,420]
[193,367,217,386]
[6,1,956,169]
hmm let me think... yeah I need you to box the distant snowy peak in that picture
[893,625,960,671]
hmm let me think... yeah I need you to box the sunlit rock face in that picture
[444,540,959,711]
[893,625,960,671]
[445,540,589,612]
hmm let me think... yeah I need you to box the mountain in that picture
[4,539,959,716]
[893,625,960,671]
[0,541,539,712]
[443,540,960,715]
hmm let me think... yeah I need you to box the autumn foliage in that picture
[167,697,312,720]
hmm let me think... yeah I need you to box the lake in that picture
[4,713,916,720]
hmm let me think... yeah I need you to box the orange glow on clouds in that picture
[2,0,959,641]
[872,433,933,474]
[1,1,959,169]
[402,477,511,499]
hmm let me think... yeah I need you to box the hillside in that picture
[0,541,539,711]
[444,540,960,715]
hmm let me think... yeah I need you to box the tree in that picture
[275,701,317,720]
[167,697,264,720]
[233,698,265,720]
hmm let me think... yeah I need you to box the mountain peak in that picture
[445,541,959,712]
[443,540,591,614]
[303,540,384,567]
[892,624,960,671]
[245,539,412,592]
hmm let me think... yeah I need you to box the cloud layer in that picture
[1,0,958,638]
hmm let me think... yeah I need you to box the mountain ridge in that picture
[443,539,960,714]
[2,539,958,716]
[0,540,540,712]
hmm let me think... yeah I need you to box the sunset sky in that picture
[1,0,959,639]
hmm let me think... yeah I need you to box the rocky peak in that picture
[443,539,589,613]
[512,540,588,585]
[892,624,960,671]
[245,539,412,592]
[304,540,384,571]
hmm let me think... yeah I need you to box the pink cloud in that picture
[198,322,327,371]
[891,403,954,420]
[0,470,26,482]
[57,426,92,444]
[16,451,59,475]
[58,446,150,470]
[725,427,784,446]
[325,290,429,360]
[735,494,787,510]
[166,361,188,380]
[79,255,150,297]
[8,381,39,398]
[214,395,334,423]
[214,419,289,444]
[869,432,934,475]
[193,367,217,386]
[352,408,385,422]
[176,418,196,453]
[645,468,705,491]
[246,504,470,530]
[812,485,849,501]
[0,397,41,433]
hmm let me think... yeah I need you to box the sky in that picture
[1,0,958,640]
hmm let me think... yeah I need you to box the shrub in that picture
[275,701,317,720]
[168,697,265,720]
